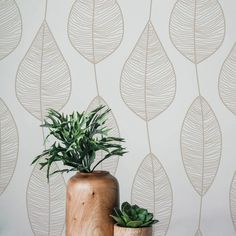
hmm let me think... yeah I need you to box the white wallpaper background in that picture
[1,0,236,236]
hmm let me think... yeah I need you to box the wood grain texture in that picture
[66,171,119,236]
[131,153,172,236]
[181,96,222,196]
[16,20,71,121]
[27,159,66,236]
[114,224,152,236]
[68,0,124,64]
[87,96,120,175]
[0,98,19,195]
[0,0,22,60]
[121,21,176,121]
[219,42,236,115]
[169,0,225,64]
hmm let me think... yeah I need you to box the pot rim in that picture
[114,224,152,229]
[76,170,109,176]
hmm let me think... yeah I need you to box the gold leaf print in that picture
[0,0,22,60]
[132,153,173,236]
[0,98,19,195]
[27,160,66,236]
[68,0,124,64]
[121,21,176,121]
[169,0,225,64]
[181,96,222,196]
[86,96,120,175]
[16,21,71,121]
[219,42,236,116]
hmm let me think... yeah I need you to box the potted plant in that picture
[111,202,158,236]
[32,105,126,236]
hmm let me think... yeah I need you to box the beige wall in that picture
[1,0,236,235]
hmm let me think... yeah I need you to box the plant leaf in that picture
[16,20,71,121]
[68,0,124,64]
[110,215,125,226]
[0,0,22,60]
[230,171,236,232]
[181,96,222,196]
[132,153,173,236]
[0,98,19,195]
[87,96,120,175]
[219,42,236,115]
[27,159,66,236]
[169,0,225,64]
[126,220,143,228]
[121,21,176,121]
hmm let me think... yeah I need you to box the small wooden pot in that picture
[114,224,152,236]
[66,171,119,236]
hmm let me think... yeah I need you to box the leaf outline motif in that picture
[86,96,120,175]
[230,171,236,232]
[169,0,225,64]
[121,21,176,121]
[195,229,203,236]
[0,98,19,195]
[219,42,236,116]
[0,0,22,60]
[181,96,222,196]
[68,0,124,64]
[16,20,72,121]
[26,160,66,236]
[131,153,173,236]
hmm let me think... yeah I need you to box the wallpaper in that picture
[1,0,236,235]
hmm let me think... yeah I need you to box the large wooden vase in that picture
[66,171,119,236]
[114,225,152,236]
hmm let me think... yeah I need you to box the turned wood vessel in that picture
[66,171,119,236]
[114,224,152,236]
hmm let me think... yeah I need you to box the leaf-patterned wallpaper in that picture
[1,0,236,235]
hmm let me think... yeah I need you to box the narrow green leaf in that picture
[110,215,125,226]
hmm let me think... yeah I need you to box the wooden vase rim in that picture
[75,170,109,177]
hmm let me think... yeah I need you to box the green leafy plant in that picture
[110,202,158,228]
[32,105,126,179]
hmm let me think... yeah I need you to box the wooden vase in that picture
[114,224,152,236]
[66,171,119,236]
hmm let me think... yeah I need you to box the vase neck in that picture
[76,171,109,177]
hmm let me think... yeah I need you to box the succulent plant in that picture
[110,202,158,228]
[32,105,126,179]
